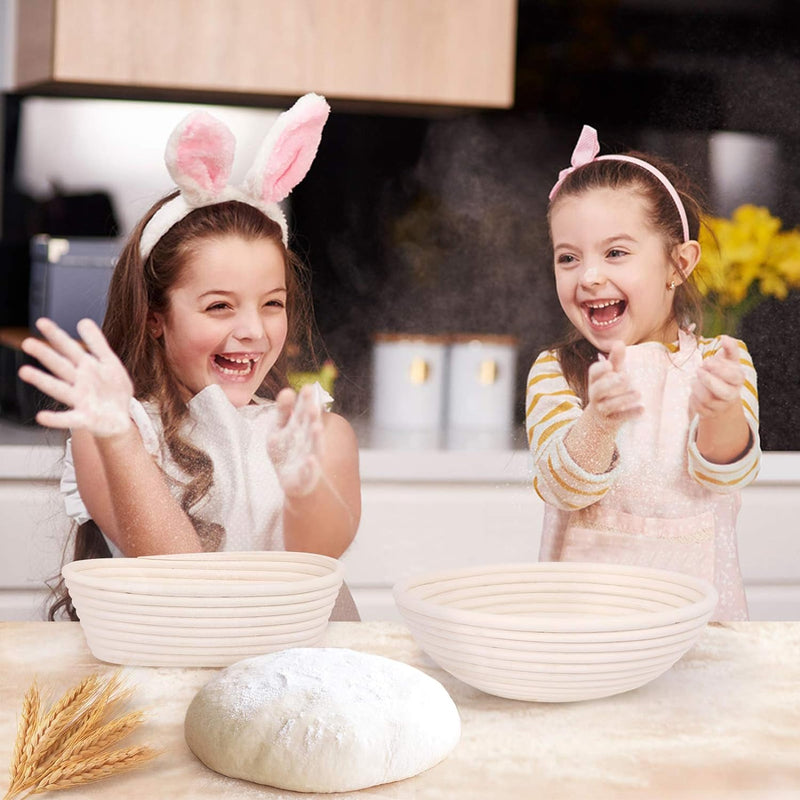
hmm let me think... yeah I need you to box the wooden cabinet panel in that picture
[16,0,517,108]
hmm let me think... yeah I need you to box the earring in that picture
[667,280,676,291]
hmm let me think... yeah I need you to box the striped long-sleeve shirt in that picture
[525,335,761,511]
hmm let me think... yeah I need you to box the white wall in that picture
[1,0,17,236]
[14,98,281,236]
[0,0,15,91]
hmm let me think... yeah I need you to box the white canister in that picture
[371,334,449,449]
[445,334,518,450]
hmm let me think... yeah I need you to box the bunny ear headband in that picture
[549,124,690,243]
[139,92,330,260]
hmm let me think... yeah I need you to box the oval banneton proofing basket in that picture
[393,561,717,702]
[62,551,344,667]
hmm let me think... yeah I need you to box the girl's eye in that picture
[607,248,628,258]
[264,299,285,309]
[556,254,577,266]
[206,302,229,311]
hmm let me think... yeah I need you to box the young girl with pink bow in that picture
[19,94,362,620]
[526,125,761,620]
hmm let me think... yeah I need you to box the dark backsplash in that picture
[3,1,799,448]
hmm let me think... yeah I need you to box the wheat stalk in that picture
[23,746,156,796]
[8,683,40,781]
[20,675,105,777]
[4,672,158,800]
[59,711,145,763]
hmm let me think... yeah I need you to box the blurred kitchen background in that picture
[1,0,798,450]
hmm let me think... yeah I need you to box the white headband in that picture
[140,93,330,260]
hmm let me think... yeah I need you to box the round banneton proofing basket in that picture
[393,562,717,702]
[62,551,344,667]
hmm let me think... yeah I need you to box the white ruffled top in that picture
[61,383,332,556]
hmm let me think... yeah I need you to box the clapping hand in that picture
[586,341,644,432]
[689,335,745,419]
[18,317,134,437]
[268,384,324,497]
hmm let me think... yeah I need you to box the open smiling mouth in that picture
[585,300,627,328]
[213,354,261,377]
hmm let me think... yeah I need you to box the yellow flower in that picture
[697,204,800,308]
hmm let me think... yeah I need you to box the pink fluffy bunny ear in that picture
[165,111,236,205]
[244,93,330,205]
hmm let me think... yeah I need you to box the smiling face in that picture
[550,187,683,350]
[150,235,288,407]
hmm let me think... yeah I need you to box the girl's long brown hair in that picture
[547,153,708,403]
[49,197,315,619]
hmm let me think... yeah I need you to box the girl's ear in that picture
[148,312,164,339]
[672,239,701,283]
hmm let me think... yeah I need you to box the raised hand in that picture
[18,317,133,437]
[689,335,745,419]
[268,384,324,497]
[586,341,644,432]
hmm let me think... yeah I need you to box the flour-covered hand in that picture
[268,385,324,497]
[586,341,644,431]
[689,335,745,419]
[18,317,134,437]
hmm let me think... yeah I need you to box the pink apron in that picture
[560,331,717,584]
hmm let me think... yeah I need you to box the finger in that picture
[20,337,78,384]
[75,318,117,362]
[701,358,744,387]
[591,370,632,401]
[35,408,88,430]
[310,420,324,456]
[17,364,75,406]
[588,358,614,383]
[299,386,322,425]
[292,385,311,421]
[696,369,740,403]
[607,341,627,373]
[595,390,643,417]
[716,335,741,363]
[274,387,297,425]
[34,318,89,364]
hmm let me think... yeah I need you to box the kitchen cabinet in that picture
[2,427,800,622]
[14,0,517,109]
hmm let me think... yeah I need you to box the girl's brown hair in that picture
[547,152,708,403]
[49,196,315,619]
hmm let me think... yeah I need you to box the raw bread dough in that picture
[184,647,461,793]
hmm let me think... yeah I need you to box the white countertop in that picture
[2,418,800,485]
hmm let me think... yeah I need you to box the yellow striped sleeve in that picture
[525,350,615,510]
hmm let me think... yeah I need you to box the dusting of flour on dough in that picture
[184,647,461,794]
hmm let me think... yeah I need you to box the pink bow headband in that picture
[549,125,690,243]
[139,93,330,260]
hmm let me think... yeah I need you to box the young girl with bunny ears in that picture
[526,125,761,620]
[18,93,362,620]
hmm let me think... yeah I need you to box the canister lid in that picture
[448,333,519,346]
[372,332,451,344]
